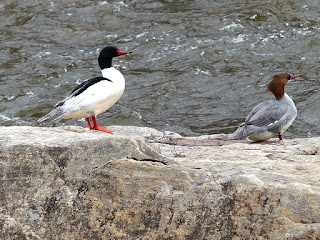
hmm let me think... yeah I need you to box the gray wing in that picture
[53,81,88,108]
[245,100,290,128]
[54,92,76,108]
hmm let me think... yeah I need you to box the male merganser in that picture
[38,46,131,133]
[229,73,301,141]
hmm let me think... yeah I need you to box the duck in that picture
[229,73,301,141]
[38,46,131,133]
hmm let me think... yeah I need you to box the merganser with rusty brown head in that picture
[230,73,301,141]
[38,46,131,133]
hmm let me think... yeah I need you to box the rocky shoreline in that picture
[1,126,319,239]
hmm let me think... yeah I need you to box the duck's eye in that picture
[287,75,291,80]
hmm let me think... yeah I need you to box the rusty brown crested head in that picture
[267,73,301,100]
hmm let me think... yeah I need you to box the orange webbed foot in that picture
[95,126,113,134]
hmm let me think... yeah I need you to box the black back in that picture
[71,76,112,97]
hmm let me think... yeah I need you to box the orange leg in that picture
[90,116,113,134]
[86,118,94,130]
[278,133,283,141]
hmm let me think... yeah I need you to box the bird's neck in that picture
[99,58,112,69]
[272,85,285,100]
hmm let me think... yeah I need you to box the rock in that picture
[0,125,320,239]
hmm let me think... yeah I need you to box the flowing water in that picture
[1,0,320,138]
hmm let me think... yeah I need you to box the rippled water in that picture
[1,0,320,138]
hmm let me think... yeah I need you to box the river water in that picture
[1,0,320,138]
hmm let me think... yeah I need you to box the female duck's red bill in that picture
[290,74,301,80]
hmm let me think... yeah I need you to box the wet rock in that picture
[0,126,319,239]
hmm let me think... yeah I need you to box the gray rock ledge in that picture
[0,125,319,239]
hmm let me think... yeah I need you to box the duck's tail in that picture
[228,124,247,140]
[38,108,64,122]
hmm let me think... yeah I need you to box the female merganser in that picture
[38,46,131,133]
[230,73,301,141]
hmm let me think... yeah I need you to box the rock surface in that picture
[0,125,320,239]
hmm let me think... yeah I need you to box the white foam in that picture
[136,32,148,39]
[231,34,246,43]
[195,68,211,76]
[220,22,244,31]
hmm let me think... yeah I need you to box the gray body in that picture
[229,93,297,141]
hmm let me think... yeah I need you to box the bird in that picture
[229,73,301,141]
[38,46,131,133]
